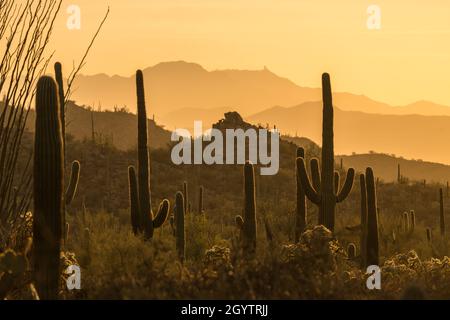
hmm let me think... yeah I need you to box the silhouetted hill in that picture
[24,102,172,151]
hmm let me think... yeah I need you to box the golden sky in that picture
[49,0,450,106]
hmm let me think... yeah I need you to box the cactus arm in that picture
[128,166,140,234]
[336,168,355,203]
[310,158,321,192]
[54,62,65,144]
[296,158,321,205]
[65,160,80,205]
[334,171,340,194]
[153,199,170,228]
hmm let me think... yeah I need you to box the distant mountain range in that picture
[70,61,450,119]
[67,60,450,166]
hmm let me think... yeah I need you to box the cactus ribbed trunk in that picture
[359,174,367,268]
[295,147,306,242]
[33,76,63,300]
[175,192,185,262]
[128,166,140,235]
[54,62,65,151]
[440,188,445,237]
[321,73,336,231]
[409,210,415,233]
[365,167,379,267]
[136,70,153,237]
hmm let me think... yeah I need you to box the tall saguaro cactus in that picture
[295,147,306,242]
[54,62,80,213]
[33,76,63,300]
[128,70,170,239]
[297,73,355,231]
[175,192,185,262]
[235,162,257,254]
[365,167,379,267]
[359,174,367,268]
[439,188,445,237]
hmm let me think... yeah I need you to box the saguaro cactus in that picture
[295,147,306,242]
[439,188,445,237]
[297,73,355,231]
[198,186,204,214]
[365,167,379,267]
[33,76,63,300]
[128,166,139,235]
[359,174,367,268]
[403,212,409,234]
[397,164,401,184]
[235,162,257,253]
[426,228,432,244]
[409,210,415,233]
[54,62,80,241]
[174,192,185,262]
[65,160,80,205]
[128,70,170,239]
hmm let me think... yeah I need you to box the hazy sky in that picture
[49,0,450,106]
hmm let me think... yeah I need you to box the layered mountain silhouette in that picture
[71,60,450,118]
[67,61,450,166]
[248,102,450,165]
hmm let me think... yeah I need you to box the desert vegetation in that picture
[1,1,450,301]
[1,66,450,300]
